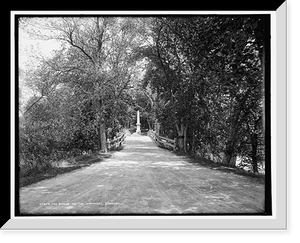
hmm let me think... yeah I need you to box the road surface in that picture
[19,133,265,215]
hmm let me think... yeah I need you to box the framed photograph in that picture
[3,1,286,230]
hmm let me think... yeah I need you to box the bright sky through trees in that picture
[19,24,62,108]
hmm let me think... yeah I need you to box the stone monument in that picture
[136,110,141,134]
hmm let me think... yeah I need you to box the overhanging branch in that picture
[67,30,95,65]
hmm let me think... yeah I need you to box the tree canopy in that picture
[19,16,268,174]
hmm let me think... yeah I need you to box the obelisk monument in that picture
[136,110,141,134]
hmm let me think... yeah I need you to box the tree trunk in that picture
[249,116,261,173]
[191,129,196,154]
[251,133,258,173]
[177,130,184,152]
[254,18,266,134]
[155,119,160,135]
[176,121,187,152]
[183,125,188,153]
[95,99,107,153]
[177,137,184,151]
[222,109,240,166]
[261,48,265,133]
[99,119,107,153]
[223,142,236,166]
[147,119,152,130]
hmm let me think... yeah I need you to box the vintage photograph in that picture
[17,15,270,215]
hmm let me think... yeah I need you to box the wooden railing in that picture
[106,132,126,150]
[147,130,177,151]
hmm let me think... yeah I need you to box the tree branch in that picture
[67,29,95,65]
[116,73,132,97]
[96,17,104,53]
[23,95,44,115]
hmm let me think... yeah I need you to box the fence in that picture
[106,132,126,150]
[147,130,177,151]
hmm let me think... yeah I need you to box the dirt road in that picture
[19,133,265,215]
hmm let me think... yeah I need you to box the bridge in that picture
[19,131,265,215]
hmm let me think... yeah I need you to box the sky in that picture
[19,26,62,70]
[19,24,62,111]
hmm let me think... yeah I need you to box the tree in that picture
[20,16,149,174]
[24,17,146,152]
[210,17,265,167]
[140,16,266,172]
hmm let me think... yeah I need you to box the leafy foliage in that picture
[139,16,267,173]
[19,16,267,175]
[19,17,146,172]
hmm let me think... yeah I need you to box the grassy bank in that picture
[19,153,111,188]
[185,154,265,183]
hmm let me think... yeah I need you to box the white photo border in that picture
[4,3,287,230]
